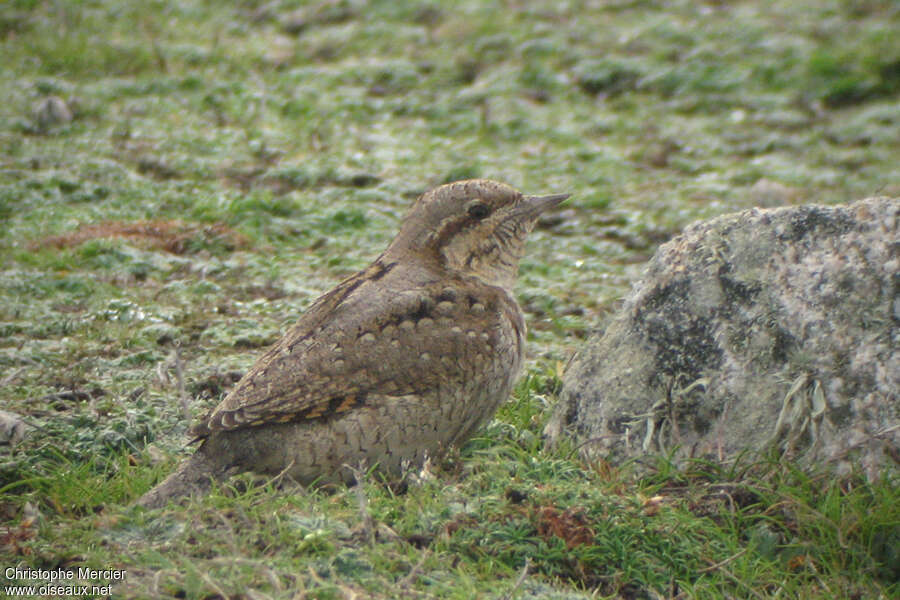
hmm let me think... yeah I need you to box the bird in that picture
[136,179,569,508]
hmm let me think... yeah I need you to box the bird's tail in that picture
[135,446,226,509]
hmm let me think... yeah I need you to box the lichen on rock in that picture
[546,197,899,479]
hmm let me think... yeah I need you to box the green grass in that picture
[3,382,897,598]
[1,0,898,598]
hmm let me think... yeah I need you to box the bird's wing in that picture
[191,261,521,436]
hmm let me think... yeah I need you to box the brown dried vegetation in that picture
[34,220,248,255]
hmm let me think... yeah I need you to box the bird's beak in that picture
[520,193,570,216]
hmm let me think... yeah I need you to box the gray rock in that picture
[546,197,899,479]
[31,95,73,130]
[0,410,29,447]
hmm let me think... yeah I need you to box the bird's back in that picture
[189,256,525,485]
[137,179,564,508]
[193,256,525,447]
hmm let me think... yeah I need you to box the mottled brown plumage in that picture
[137,179,568,508]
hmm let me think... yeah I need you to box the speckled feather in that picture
[137,179,567,508]
[191,266,525,436]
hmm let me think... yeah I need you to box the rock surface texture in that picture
[546,197,898,479]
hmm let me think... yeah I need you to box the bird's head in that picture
[385,179,569,288]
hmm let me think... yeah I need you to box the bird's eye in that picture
[467,202,490,219]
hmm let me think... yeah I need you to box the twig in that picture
[568,434,619,458]
[716,398,730,462]
[214,509,239,555]
[199,570,228,599]
[265,458,296,489]
[501,558,530,600]
[806,554,833,596]
[173,343,190,422]
[699,547,748,574]
[703,558,766,600]
[344,460,374,544]
[150,568,164,597]
[398,549,430,589]
[0,367,25,387]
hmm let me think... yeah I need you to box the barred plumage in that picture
[137,179,568,508]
